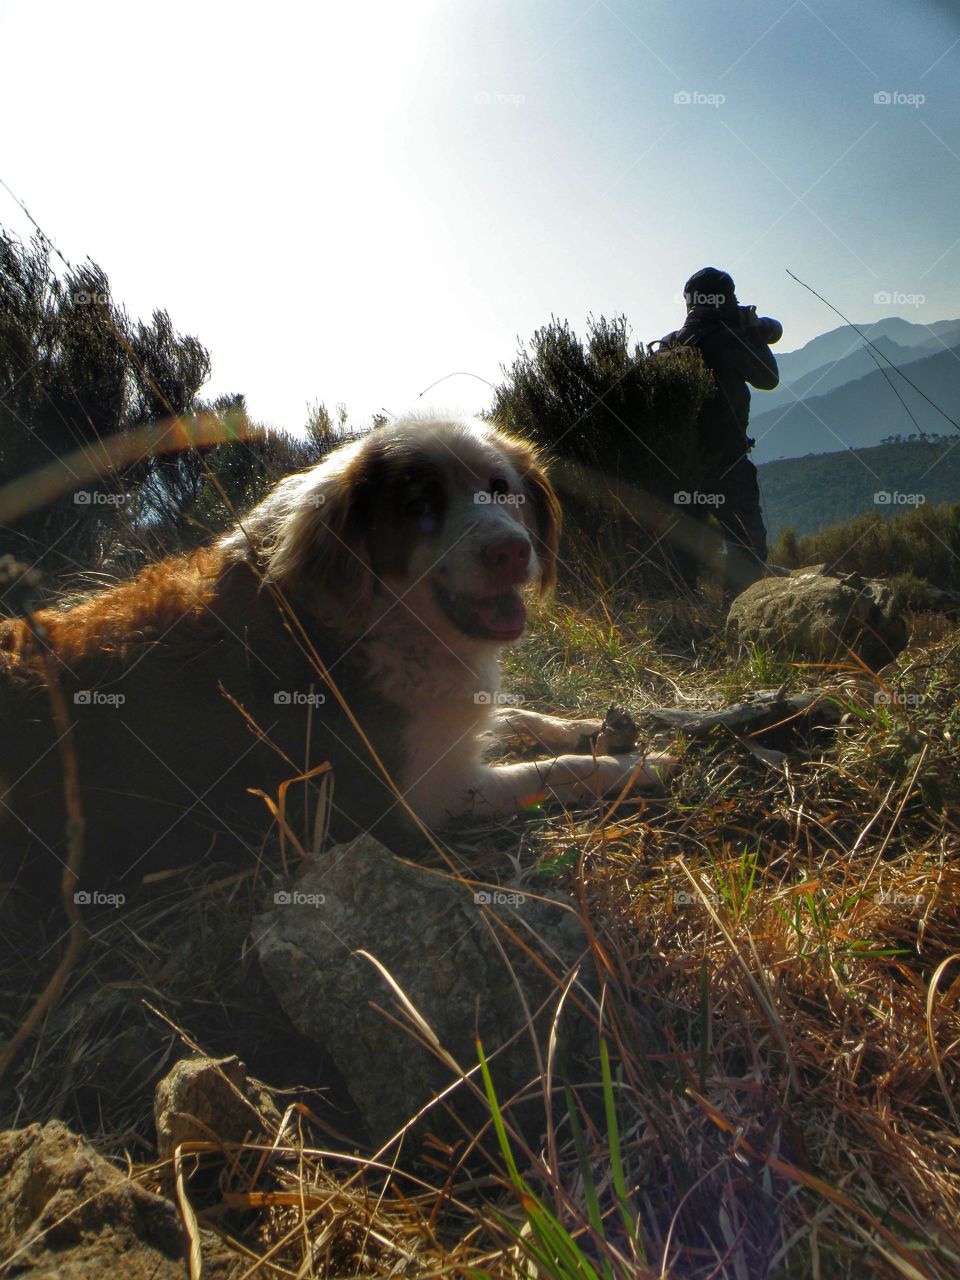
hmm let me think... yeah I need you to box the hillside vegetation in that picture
[759,436,960,539]
[770,495,960,595]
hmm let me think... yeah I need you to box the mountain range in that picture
[749,316,960,463]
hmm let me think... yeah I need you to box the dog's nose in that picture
[482,536,531,583]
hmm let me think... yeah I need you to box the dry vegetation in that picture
[3,585,960,1279]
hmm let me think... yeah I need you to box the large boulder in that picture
[726,565,908,668]
[0,1121,241,1277]
[254,834,597,1148]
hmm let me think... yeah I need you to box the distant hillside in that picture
[750,341,960,463]
[758,436,960,539]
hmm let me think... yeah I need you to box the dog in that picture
[0,414,672,896]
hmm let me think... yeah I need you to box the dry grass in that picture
[2,592,960,1277]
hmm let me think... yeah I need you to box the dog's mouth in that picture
[434,584,528,641]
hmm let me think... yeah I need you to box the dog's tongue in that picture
[474,589,527,639]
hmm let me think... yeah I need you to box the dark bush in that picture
[491,314,714,592]
[0,229,341,588]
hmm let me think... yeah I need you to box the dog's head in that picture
[235,416,561,645]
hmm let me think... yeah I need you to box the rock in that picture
[254,834,597,1148]
[726,565,908,668]
[0,1120,241,1277]
[154,1055,283,1163]
[905,584,960,615]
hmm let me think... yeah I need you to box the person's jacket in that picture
[660,305,779,463]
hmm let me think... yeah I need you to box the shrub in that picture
[491,314,714,591]
[769,502,960,592]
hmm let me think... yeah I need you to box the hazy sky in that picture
[1,0,957,432]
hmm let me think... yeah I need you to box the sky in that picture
[0,0,958,433]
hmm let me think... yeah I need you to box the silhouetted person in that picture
[659,267,782,593]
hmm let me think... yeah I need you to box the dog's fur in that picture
[0,415,671,893]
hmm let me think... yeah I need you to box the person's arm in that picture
[726,315,780,390]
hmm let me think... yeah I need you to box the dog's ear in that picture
[498,434,562,595]
[259,447,377,617]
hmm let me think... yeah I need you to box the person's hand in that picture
[739,304,759,330]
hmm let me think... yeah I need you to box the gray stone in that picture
[726,565,908,668]
[253,834,597,1148]
[154,1055,282,1163]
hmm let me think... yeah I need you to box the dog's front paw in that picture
[571,717,605,752]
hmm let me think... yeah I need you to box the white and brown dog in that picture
[0,415,671,893]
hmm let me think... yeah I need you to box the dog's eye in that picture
[403,494,441,533]
[489,477,510,499]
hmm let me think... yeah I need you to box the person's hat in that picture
[683,267,736,309]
